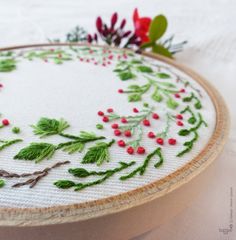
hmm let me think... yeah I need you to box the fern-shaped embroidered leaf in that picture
[82,139,115,166]
[14,143,56,163]
[31,117,69,137]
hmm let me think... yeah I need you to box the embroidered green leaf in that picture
[118,71,136,81]
[54,161,135,191]
[0,139,23,151]
[128,93,142,102]
[82,139,115,166]
[166,98,179,109]
[131,60,142,64]
[156,72,170,79]
[183,93,202,109]
[31,117,69,137]
[14,143,56,163]
[120,147,163,180]
[0,58,16,72]
[96,124,104,130]
[136,65,153,73]
[12,127,20,134]
[151,87,163,102]
[0,179,5,188]
[178,129,190,136]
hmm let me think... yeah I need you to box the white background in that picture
[0,0,235,239]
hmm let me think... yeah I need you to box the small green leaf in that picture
[188,117,196,124]
[0,179,5,188]
[156,72,171,79]
[68,168,90,178]
[54,180,76,189]
[166,98,178,109]
[128,93,142,102]
[149,15,168,42]
[131,60,142,64]
[194,102,202,109]
[151,90,163,102]
[118,71,136,81]
[178,129,190,136]
[136,65,153,73]
[0,58,16,72]
[12,127,20,134]
[96,124,103,130]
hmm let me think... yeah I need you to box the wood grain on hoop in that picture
[0,43,230,226]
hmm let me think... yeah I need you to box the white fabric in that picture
[0,0,235,239]
[0,46,215,208]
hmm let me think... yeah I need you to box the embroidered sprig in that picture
[0,161,70,188]
[120,147,163,180]
[177,113,207,157]
[0,139,23,151]
[82,139,115,166]
[54,161,136,191]
[180,106,197,124]
[155,113,173,138]
[183,92,202,109]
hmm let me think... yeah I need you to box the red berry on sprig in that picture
[176,114,183,120]
[156,138,164,145]
[174,93,181,98]
[168,138,177,145]
[121,117,128,123]
[148,132,155,138]
[111,123,119,129]
[124,130,131,137]
[180,88,186,93]
[117,140,126,147]
[137,146,145,154]
[98,111,104,116]
[133,108,139,113]
[127,146,134,155]
[107,108,113,113]
[102,116,109,122]
[0,84,3,88]
[118,89,123,93]
[114,129,121,136]
[2,119,10,126]
[152,113,159,120]
[177,121,184,126]
[143,119,150,126]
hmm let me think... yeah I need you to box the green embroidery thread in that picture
[0,139,22,151]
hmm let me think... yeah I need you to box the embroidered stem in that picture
[183,92,202,109]
[54,161,136,191]
[10,161,70,188]
[156,113,173,138]
[0,139,23,151]
[120,147,163,180]
[180,106,197,124]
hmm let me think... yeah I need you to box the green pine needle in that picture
[31,117,69,137]
[14,143,56,163]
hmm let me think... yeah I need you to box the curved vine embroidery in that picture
[0,45,209,192]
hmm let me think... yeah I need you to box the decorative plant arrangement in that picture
[50,8,187,58]
[0,45,209,193]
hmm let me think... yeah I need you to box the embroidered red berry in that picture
[143,119,150,126]
[177,121,184,126]
[2,119,10,126]
[124,130,131,137]
[121,118,128,123]
[111,123,119,129]
[0,84,3,88]
[137,146,145,154]
[152,113,159,120]
[117,140,126,147]
[127,146,134,155]
[168,138,177,145]
[107,108,113,113]
[98,111,104,116]
[114,129,121,136]
[180,88,186,93]
[176,114,183,120]
[133,108,139,113]
[174,93,181,98]
[148,132,155,138]
[156,138,164,145]
[118,89,123,93]
[102,116,109,122]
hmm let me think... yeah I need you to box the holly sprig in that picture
[120,147,163,180]
[54,161,136,191]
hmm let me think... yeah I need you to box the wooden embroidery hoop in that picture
[0,43,230,226]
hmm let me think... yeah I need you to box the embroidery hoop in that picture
[0,43,230,226]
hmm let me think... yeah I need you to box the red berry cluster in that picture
[0,119,10,128]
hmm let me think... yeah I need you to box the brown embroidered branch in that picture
[0,161,70,188]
